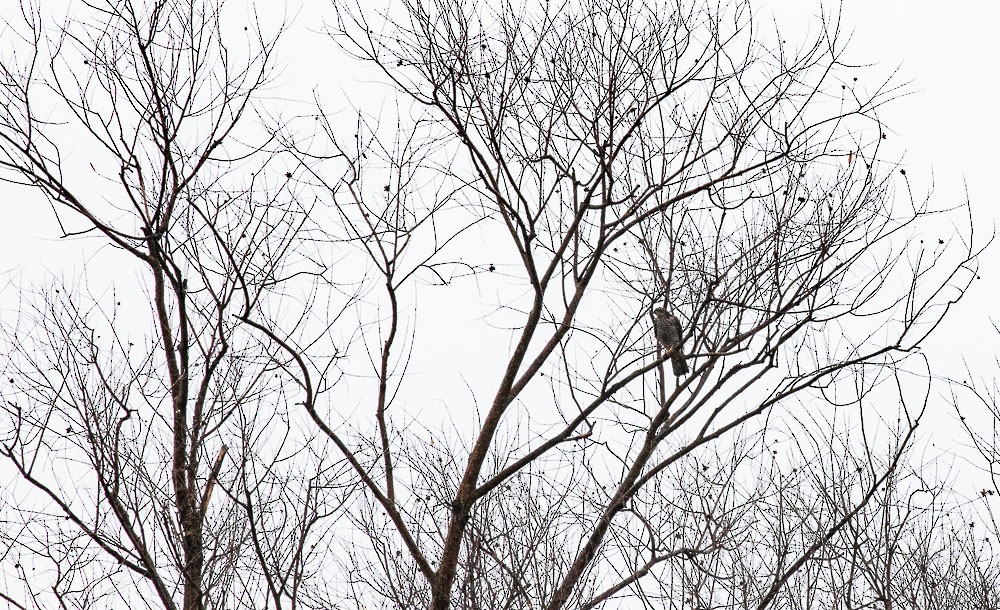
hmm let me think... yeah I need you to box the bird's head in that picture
[651,307,667,319]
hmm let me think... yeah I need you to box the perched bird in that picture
[652,308,689,376]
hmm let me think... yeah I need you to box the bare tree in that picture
[0,1,353,609]
[313,0,985,607]
[953,325,1000,607]
[1,0,990,609]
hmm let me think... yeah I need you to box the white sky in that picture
[777,0,1000,359]
[4,0,996,310]
[1,0,997,493]
[768,2,1000,484]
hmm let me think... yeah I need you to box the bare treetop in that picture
[0,1,991,609]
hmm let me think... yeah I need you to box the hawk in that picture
[651,308,689,376]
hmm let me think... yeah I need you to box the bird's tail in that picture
[671,354,689,377]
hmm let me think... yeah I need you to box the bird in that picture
[651,308,689,376]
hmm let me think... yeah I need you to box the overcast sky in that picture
[4,0,995,296]
[773,0,999,361]
[1,0,996,479]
